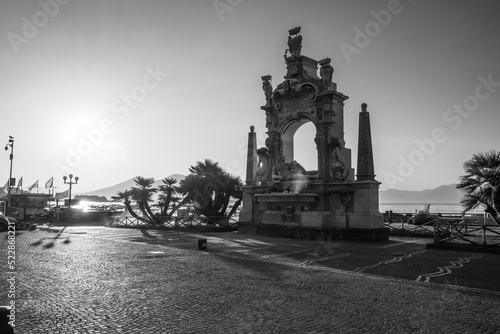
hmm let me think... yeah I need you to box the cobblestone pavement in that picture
[2,227,500,333]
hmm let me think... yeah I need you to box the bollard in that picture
[198,239,207,250]
[0,306,14,334]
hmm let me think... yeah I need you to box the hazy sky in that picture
[1,0,499,193]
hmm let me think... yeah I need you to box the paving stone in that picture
[1,228,499,333]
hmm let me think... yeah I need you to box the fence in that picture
[111,214,239,230]
[432,216,500,247]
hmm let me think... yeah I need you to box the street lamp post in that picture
[63,174,78,222]
[4,136,14,213]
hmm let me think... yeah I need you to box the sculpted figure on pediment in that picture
[267,154,308,193]
[262,75,273,106]
[329,137,349,181]
[255,147,270,185]
[319,58,334,91]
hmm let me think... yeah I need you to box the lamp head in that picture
[75,176,79,183]
[63,176,67,182]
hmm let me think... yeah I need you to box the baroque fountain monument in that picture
[238,27,389,241]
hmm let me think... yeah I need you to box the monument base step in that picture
[237,222,389,242]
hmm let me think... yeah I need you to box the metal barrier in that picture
[112,215,239,229]
[113,216,146,227]
[432,217,500,247]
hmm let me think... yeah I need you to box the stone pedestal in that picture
[238,180,388,242]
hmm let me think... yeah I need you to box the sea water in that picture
[379,203,471,214]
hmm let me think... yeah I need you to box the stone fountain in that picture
[238,27,389,242]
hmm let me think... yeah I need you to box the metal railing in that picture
[111,215,239,230]
[432,217,500,247]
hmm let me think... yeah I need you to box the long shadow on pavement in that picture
[30,226,71,248]
[140,228,158,239]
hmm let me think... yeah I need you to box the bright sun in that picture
[58,116,96,143]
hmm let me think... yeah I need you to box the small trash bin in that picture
[198,239,207,250]
[0,306,14,334]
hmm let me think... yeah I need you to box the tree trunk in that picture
[137,202,152,223]
[485,206,500,225]
[144,202,160,225]
[124,201,146,222]
[161,191,172,216]
[219,195,230,217]
[227,199,241,219]
[492,188,500,216]
[169,197,190,216]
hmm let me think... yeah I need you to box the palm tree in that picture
[177,159,242,221]
[131,176,159,224]
[158,177,181,216]
[456,150,500,224]
[224,173,243,218]
[188,159,224,177]
[112,190,145,221]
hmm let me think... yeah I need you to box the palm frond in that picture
[457,150,500,213]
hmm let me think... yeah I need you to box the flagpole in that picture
[5,136,14,212]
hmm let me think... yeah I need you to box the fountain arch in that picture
[289,121,317,172]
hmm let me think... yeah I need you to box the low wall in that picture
[238,222,390,242]
[58,211,118,225]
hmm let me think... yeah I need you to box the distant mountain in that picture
[80,174,185,200]
[82,178,461,204]
[380,184,463,204]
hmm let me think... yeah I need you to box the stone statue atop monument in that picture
[319,58,334,91]
[286,27,302,58]
[261,75,273,106]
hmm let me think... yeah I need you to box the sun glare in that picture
[58,116,96,143]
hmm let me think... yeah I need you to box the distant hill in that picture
[380,184,463,204]
[81,178,462,204]
[80,174,185,200]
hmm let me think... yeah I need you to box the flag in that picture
[28,180,39,192]
[55,190,70,200]
[2,180,8,192]
[45,177,53,189]
[16,177,23,192]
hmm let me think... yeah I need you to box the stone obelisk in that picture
[356,103,376,182]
